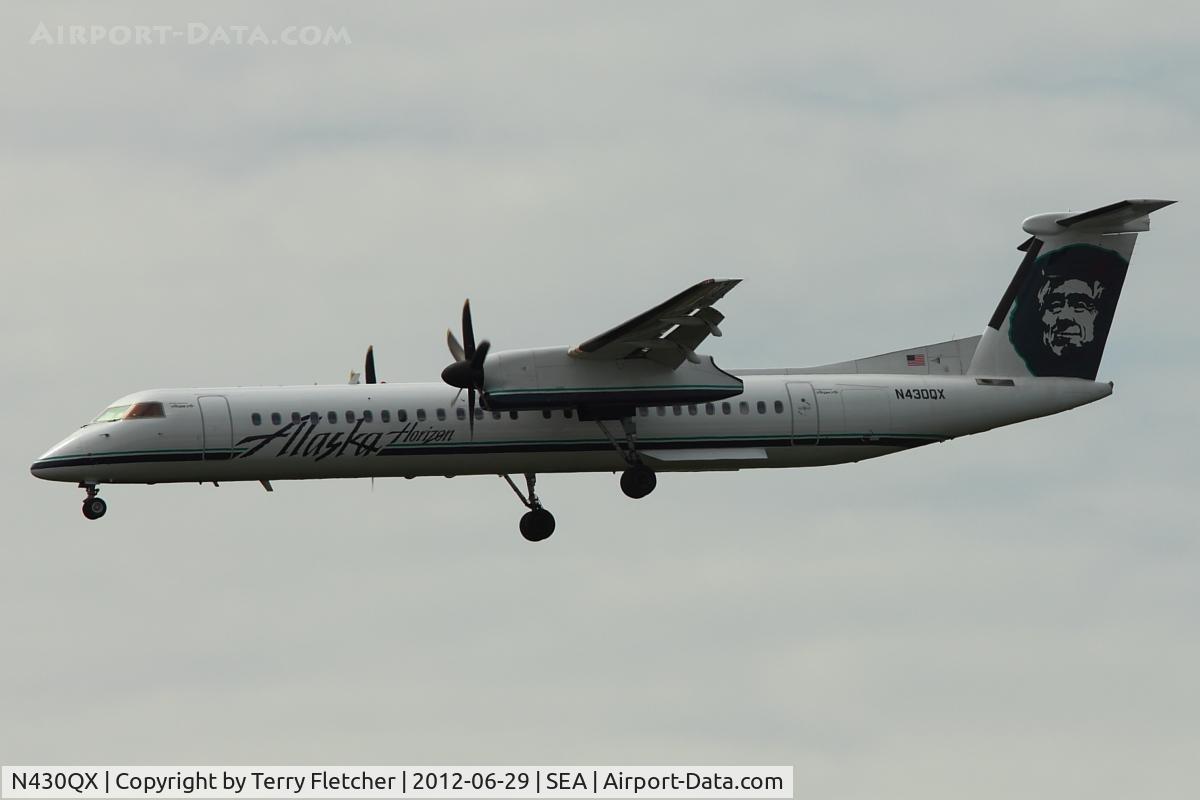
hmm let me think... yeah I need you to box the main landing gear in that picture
[620,464,657,499]
[80,483,107,520]
[500,416,656,542]
[502,473,556,542]
[597,417,658,500]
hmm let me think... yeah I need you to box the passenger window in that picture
[398,410,408,422]
[328,411,338,424]
[270,412,282,425]
[739,401,750,415]
[291,412,302,423]
[563,409,573,419]
[542,409,552,419]
[656,406,666,417]
[436,408,446,421]
[474,408,484,420]
[721,402,731,415]
[251,412,262,426]
[308,412,319,424]
[492,411,502,420]
[363,410,373,423]
[687,404,698,416]
[456,408,465,420]
[346,410,356,423]
[509,411,519,420]
[756,401,767,414]
[673,405,682,416]
[705,403,715,415]
[638,407,649,417]
[774,400,784,414]
[417,409,426,421]
[381,410,390,423]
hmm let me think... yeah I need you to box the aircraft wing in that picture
[568,278,741,368]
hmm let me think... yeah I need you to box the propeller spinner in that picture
[441,300,490,435]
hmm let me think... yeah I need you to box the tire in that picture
[519,509,555,542]
[620,466,657,499]
[82,497,107,520]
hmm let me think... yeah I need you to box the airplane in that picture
[31,199,1173,541]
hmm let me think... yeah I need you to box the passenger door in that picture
[786,382,819,444]
[198,395,233,460]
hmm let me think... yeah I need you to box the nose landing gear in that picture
[80,483,107,520]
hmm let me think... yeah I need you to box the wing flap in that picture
[570,278,740,367]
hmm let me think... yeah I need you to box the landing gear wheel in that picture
[620,465,657,499]
[519,508,556,542]
[82,497,107,520]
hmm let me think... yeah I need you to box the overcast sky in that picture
[2,2,1198,797]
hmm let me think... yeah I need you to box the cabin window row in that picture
[638,400,784,416]
[248,399,786,426]
[249,408,525,426]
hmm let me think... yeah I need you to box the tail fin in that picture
[967,199,1174,379]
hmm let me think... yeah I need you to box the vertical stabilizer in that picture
[967,199,1174,379]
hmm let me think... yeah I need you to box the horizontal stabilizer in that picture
[1023,199,1176,235]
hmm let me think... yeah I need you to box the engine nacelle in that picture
[481,346,743,413]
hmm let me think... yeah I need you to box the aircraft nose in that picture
[31,443,66,479]
[31,452,61,480]
[31,429,92,481]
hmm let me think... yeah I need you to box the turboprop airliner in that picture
[32,199,1173,541]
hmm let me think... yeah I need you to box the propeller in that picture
[364,345,377,384]
[441,300,490,436]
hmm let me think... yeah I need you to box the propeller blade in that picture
[364,345,376,384]
[442,301,490,408]
[471,339,491,370]
[467,388,475,438]
[462,299,476,358]
[447,330,466,362]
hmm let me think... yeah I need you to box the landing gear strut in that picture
[502,473,555,542]
[597,417,658,500]
[80,483,107,520]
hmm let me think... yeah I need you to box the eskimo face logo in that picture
[1009,243,1128,379]
[1038,276,1103,355]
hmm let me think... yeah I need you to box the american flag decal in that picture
[906,353,926,367]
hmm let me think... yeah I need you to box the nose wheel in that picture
[80,484,107,520]
[502,473,556,542]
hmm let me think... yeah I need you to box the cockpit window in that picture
[91,402,165,423]
[125,402,165,419]
[92,405,130,423]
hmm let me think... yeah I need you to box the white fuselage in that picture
[32,373,1112,486]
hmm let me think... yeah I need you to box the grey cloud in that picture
[2,1,1198,797]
